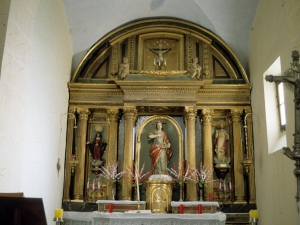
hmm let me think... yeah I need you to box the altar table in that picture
[92,211,226,225]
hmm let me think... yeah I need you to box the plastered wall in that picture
[249,0,300,224]
[0,0,72,223]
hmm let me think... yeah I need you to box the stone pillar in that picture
[63,109,76,201]
[245,110,256,204]
[231,109,246,203]
[121,106,137,200]
[201,109,214,201]
[184,106,197,201]
[74,108,90,201]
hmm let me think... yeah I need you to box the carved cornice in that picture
[122,87,198,94]
[198,90,250,97]
[70,90,123,96]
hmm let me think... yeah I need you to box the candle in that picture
[224,181,226,191]
[179,204,184,214]
[92,179,95,190]
[198,204,203,214]
[209,192,214,201]
[87,180,89,189]
[154,58,156,65]
[136,170,140,201]
[249,210,258,219]
[164,58,167,66]
[98,181,101,189]
[229,182,232,190]
[54,208,63,218]
[219,180,222,190]
[108,203,114,213]
[132,128,135,160]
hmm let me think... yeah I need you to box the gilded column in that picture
[231,109,246,203]
[74,108,90,201]
[121,106,137,200]
[106,109,120,164]
[105,108,120,200]
[245,110,256,203]
[201,109,214,200]
[184,106,197,201]
[63,109,76,201]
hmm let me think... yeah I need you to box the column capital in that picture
[77,108,90,118]
[107,109,120,123]
[201,109,214,125]
[230,109,243,122]
[184,106,197,122]
[123,106,137,120]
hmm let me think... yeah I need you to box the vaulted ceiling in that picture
[62,0,259,74]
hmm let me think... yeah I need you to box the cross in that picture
[265,50,300,202]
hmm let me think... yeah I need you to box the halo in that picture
[95,125,103,132]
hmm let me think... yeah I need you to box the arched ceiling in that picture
[62,0,259,74]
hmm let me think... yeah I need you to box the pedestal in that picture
[145,178,173,213]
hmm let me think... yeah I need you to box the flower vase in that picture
[111,182,116,200]
[179,182,184,202]
[199,187,203,201]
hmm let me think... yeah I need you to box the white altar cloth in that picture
[171,201,220,207]
[92,211,226,225]
[96,200,146,205]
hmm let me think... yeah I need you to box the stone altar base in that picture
[96,200,146,213]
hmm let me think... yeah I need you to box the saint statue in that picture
[148,121,172,174]
[119,57,130,79]
[214,124,229,163]
[87,131,107,161]
[189,57,202,79]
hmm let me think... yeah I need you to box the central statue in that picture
[148,121,172,174]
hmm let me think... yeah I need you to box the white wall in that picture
[249,0,300,224]
[0,0,72,224]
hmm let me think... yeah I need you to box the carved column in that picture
[74,108,90,201]
[201,109,214,200]
[121,106,137,200]
[63,109,76,201]
[231,109,246,203]
[246,110,256,203]
[184,106,197,201]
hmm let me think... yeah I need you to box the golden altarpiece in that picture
[62,18,255,222]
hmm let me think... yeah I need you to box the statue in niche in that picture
[214,124,230,163]
[148,121,172,174]
[87,131,107,165]
[189,57,202,79]
[150,43,171,68]
[119,57,130,79]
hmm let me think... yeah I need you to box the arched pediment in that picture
[71,18,248,84]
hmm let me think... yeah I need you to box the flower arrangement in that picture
[167,161,193,184]
[126,163,151,186]
[99,162,125,182]
[190,162,215,188]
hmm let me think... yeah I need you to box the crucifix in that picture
[150,43,171,70]
[265,50,300,202]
